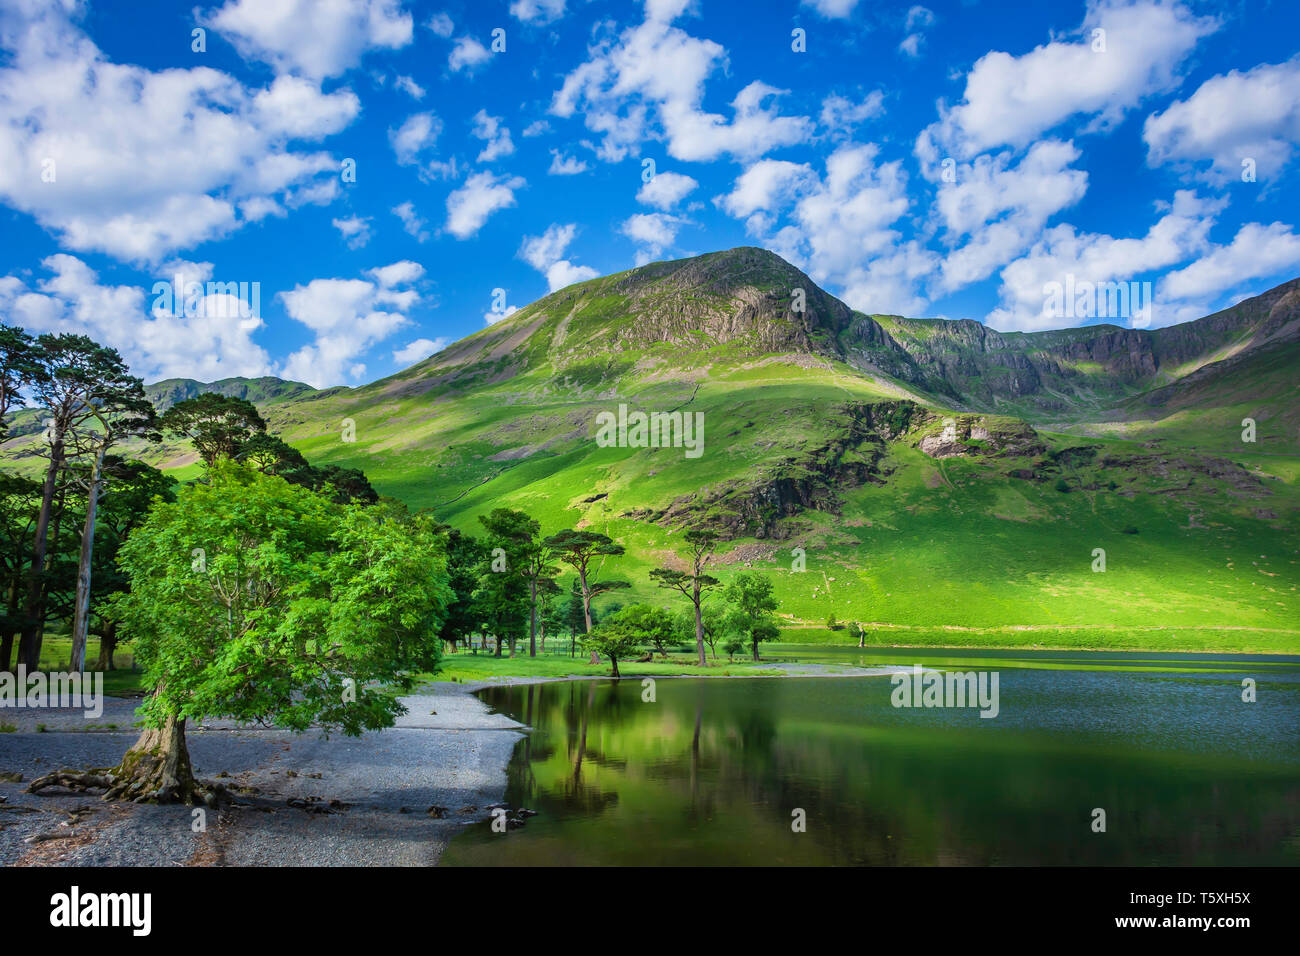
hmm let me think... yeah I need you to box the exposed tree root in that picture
[27,715,224,807]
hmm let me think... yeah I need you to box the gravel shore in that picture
[0,664,901,867]
[0,683,524,867]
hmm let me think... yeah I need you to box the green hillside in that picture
[4,248,1297,651]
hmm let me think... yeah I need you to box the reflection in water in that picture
[443,658,1300,866]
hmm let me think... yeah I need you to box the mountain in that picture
[3,248,1297,650]
[145,376,319,412]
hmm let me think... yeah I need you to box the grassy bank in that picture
[782,625,1300,655]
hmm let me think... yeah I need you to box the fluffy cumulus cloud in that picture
[0,3,358,264]
[471,110,516,163]
[0,255,272,381]
[519,223,599,291]
[820,91,885,137]
[753,144,936,315]
[933,140,1089,291]
[801,0,859,19]
[393,336,448,365]
[332,215,373,249]
[899,6,935,58]
[552,6,812,162]
[1144,57,1300,181]
[389,111,442,166]
[984,190,1227,331]
[445,172,526,239]
[636,171,699,210]
[392,201,430,242]
[449,35,491,73]
[620,212,690,264]
[918,0,1217,160]
[204,0,413,79]
[279,261,425,385]
[1159,222,1300,304]
[511,0,567,25]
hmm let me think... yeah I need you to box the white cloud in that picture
[637,171,699,210]
[394,74,425,99]
[519,223,600,292]
[523,120,552,137]
[548,151,589,175]
[552,11,812,162]
[919,0,1217,159]
[484,305,518,325]
[620,212,687,263]
[1144,57,1300,181]
[801,0,859,19]
[426,13,454,38]
[934,140,1089,291]
[389,111,441,165]
[204,0,413,80]
[392,201,430,242]
[717,160,815,220]
[393,337,447,365]
[449,35,491,73]
[985,190,1226,331]
[445,172,525,239]
[471,110,515,162]
[0,4,359,264]
[1159,222,1300,303]
[899,6,935,58]
[728,144,936,315]
[332,215,373,249]
[279,262,423,386]
[510,0,566,24]
[820,92,885,136]
[367,260,425,289]
[0,255,272,382]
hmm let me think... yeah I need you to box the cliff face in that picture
[842,276,1299,419]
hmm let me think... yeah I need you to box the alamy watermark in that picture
[151,274,261,320]
[594,404,704,459]
[890,665,1000,718]
[0,666,104,719]
[1043,275,1152,329]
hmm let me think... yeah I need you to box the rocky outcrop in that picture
[640,400,936,539]
[917,415,1045,459]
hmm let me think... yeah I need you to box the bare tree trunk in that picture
[94,621,119,671]
[580,569,599,665]
[18,435,64,671]
[528,579,537,658]
[692,587,706,666]
[69,444,105,673]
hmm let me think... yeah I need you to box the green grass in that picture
[429,646,784,683]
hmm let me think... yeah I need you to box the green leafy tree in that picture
[475,508,536,657]
[159,393,266,466]
[18,334,152,672]
[88,460,176,670]
[438,527,484,652]
[617,603,679,659]
[32,461,452,804]
[0,472,41,671]
[724,572,780,661]
[582,607,651,678]
[563,580,586,657]
[649,528,719,666]
[0,324,41,441]
[542,529,630,663]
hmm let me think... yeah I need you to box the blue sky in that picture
[1,0,1298,388]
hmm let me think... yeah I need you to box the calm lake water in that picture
[442,647,1300,866]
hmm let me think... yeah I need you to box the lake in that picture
[441,647,1300,866]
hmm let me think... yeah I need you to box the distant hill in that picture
[3,247,1296,649]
